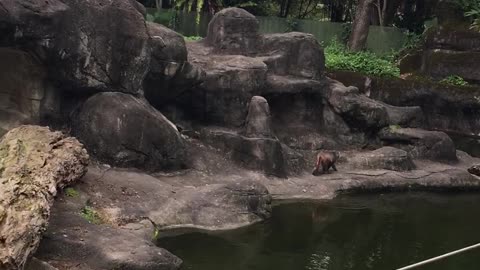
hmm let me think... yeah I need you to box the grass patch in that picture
[325,39,400,78]
[184,36,203,41]
[65,187,79,197]
[440,75,469,86]
[389,124,402,132]
[80,206,103,224]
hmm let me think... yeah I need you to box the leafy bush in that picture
[80,206,103,224]
[440,75,469,86]
[325,39,400,78]
[65,187,79,197]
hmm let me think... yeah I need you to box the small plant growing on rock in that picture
[440,75,469,86]
[80,206,103,224]
[65,187,79,197]
[389,124,401,131]
[184,36,203,41]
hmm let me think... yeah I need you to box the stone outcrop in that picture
[398,1,480,83]
[205,8,260,55]
[468,165,480,177]
[328,80,423,132]
[0,0,151,94]
[0,126,89,269]
[72,92,187,172]
[144,22,205,109]
[184,8,325,128]
[347,147,415,171]
[259,32,325,80]
[244,96,274,138]
[379,127,457,162]
[151,181,272,230]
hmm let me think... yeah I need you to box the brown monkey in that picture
[312,151,339,176]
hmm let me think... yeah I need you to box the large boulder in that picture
[144,22,205,109]
[244,96,274,138]
[328,81,389,131]
[72,92,187,171]
[379,127,458,162]
[0,125,89,269]
[259,32,325,80]
[205,8,260,55]
[0,0,150,94]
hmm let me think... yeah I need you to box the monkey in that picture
[312,151,339,176]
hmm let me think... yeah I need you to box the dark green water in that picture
[160,192,480,270]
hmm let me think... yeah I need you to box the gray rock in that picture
[468,165,480,177]
[152,181,272,231]
[144,22,205,109]
[421,49,480,83]
[233,137,287,178]
[186,50,268,127]
[25,258,58,270]
[384,104,424,127]
[259,32,325,80]
[72,92,187,171]
[347,147,415,171]
[371,77,480,135]
[379,127,458,162]
[328,80,389,131]
[1,0,150,94]
[200,128,287,178]
[205,8,260,55]
[262,74,326,95]
[244,96,274,138]
[0,48,51,136]
[34,201,182,270]
[425,27,480,52]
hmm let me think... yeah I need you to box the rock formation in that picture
[72,92,187,171]
[0,0,204,171]
[0,126,89,269]
[379,127,458,162]
[398,0,480,83]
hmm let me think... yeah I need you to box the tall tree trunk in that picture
[348,0,374,51]
[284,0,292,17]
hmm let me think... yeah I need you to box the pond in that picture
[159,192,480,270]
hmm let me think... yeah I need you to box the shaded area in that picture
[160,192,480,270]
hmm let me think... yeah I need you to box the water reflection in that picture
[160,193,480,270]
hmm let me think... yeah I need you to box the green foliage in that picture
[440,75,469,86]
[153,227,161,241]
[325,39,400,78]
[402,31,424,52]
[389,125,401,132]
[80,206,103,224]
[458,0,480,31]
[65,187,79,197]
[184,35,203,41]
